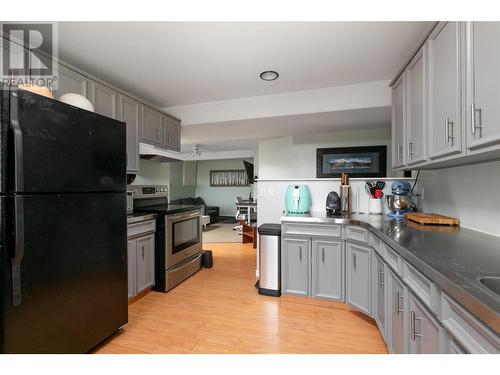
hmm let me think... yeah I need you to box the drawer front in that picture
[403,260,439,313]
[441,293,500,354]
[345,225,369,244]
[383,243,403,276]
[282,222,341,238]
[127,219,156,238]
[370,233,384,257]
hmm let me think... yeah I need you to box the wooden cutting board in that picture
[405,213,460,226]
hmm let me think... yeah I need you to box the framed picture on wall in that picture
[210,170,249,187]
[316,146,387,178]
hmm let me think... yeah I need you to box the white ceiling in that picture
[58,22,433,107]
[180,106,391,153]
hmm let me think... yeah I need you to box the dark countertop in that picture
[134,204,203,216]
[281,212,500,335]
[126,213,157,224]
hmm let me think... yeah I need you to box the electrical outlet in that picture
[420,188,425,200]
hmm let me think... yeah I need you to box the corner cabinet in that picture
[346,241,371,315]
[281,237,309,296]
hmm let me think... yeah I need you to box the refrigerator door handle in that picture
[12,196,24,306]
[10,91,24,191]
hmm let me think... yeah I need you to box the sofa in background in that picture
[171,197,219,223]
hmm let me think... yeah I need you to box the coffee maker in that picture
[386,181,415,218]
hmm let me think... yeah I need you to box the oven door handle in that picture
[167,211,201,222]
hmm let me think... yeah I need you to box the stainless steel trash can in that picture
[257,223,281,296]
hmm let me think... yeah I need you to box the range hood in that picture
[139,142,184,162]
[140,154,181,162]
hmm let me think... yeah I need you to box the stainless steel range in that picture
[131,185,203,292]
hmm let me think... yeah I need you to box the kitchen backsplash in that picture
[256,178,413,224]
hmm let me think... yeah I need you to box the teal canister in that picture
[285,185,312,214]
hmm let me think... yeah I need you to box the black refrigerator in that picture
[0,89,128,353]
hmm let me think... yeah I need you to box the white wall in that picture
[132,159,169,185]
[168,161,196,201]
[420,160,500,236]
[132,159,195,201]
[257,128,401,180]
[195,158,254,216]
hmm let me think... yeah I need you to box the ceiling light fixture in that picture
[191,144,201,158]
[260,70,279,81]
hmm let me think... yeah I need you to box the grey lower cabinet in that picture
[311,239,343,301]
[127,239,137,299]
[141,106,163,145]
[119,95,141,173]
[388,270,407,354]
[135,234,155,293]
[89,80,118,119]
[127,233,155,299]
[346,241,371,315]
[281,237,310,296]
[408,292,443,354]
[372,252,386,339]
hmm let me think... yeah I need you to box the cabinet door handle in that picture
[410,311,422,341]
[407,139,413,158]
[396,143,401,159]
[378,268,384,288]
[471,104,483,136]
[141,245,145,258]
[322,248,325,263]
[445,117,455,144]
[395,290,403,315]
[299,246,302,261]
[353,253,357,270]
[444,117,449,143]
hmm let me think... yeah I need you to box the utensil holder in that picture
[369,197,383,214]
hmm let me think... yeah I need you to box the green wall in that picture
[195,158,254,216]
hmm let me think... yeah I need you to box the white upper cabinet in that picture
[391,74,406,168]
[405,45,427,165]
[89,81,118,119]
[427,22,464,160]
[119,95,141,173]
[466,22,500,154]
[53,64,88,99]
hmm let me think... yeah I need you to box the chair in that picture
[233,197,246,233]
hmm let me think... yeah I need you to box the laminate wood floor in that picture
[93,243,388,354]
